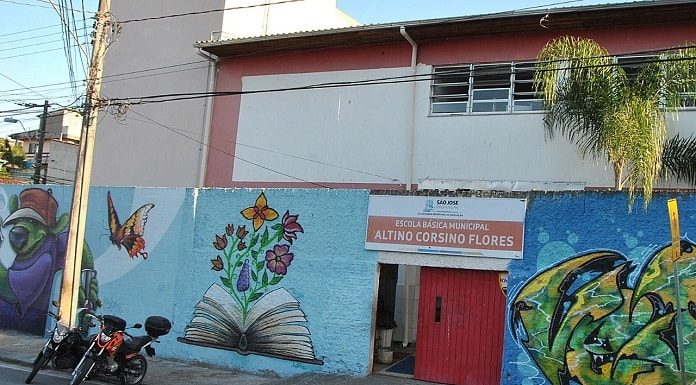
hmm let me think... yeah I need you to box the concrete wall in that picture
[45,141,77,184]
[233,65,696,189]
[92,0,226,188]
[2,184,696,382]
[221,0,358,39]
[504,192,696,385]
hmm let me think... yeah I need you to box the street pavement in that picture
[0,330,435,385]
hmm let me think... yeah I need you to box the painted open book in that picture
[178,283,323,365]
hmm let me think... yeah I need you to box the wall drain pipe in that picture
[400,26,417,192]
[399,26,418,348]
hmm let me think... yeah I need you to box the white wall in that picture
[92,0,225,188]
[235,66,696,189]
[235,68,413,184]
[221,0,358,39]
[93,0,360,188]
[46,141,78,184]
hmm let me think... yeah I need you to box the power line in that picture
[0,60,209,94]
[100,53,696,107]
[0,22,63,37]
[0,26,88,46]
[120,0,303,23]
[0,72,49,100]
[120,106,332,188]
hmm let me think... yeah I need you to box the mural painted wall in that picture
[0,186,99,335]
[504,192,696,385]
[81,187,376,376]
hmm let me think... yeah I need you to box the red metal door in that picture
[414,267,506,385]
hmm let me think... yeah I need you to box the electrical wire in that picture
[120,0,303,24]
[121,106,333,188]
[0,60,209,94]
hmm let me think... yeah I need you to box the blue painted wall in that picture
[504,192,696,385]
[5,186,694,381]
[84,187,377,376]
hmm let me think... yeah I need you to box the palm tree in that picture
[535,36,696,208]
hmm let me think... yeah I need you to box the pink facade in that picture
[204,7,696,188]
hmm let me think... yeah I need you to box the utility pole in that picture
[33,100,48,184]
[58,0,111,328]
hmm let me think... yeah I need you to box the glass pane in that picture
[432,85,470,96]
[432,102,468,114]
[513,100,545,111]
[472,101,508,113]
[473,88,509,100]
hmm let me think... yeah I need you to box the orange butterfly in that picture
[107,191,155,259]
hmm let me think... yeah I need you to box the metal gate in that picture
[414,267,506,385]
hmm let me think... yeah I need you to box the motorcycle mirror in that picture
[133,323,143,329]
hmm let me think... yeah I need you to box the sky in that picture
[0,0,633,135]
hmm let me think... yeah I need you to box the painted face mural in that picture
[178,192,323,364]
[0,188,100,335]
[510,239,696,385]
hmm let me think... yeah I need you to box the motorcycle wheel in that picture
[120,354,147,385]
[69,356,95,385]
[25,350,53,384]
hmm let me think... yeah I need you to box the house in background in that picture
[10,108,81,183]
[91,0,358,188]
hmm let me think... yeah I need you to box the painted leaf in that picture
[261,228,269,245]
[262,270,268,286]
[220,277,231,287]
[249,234,259,248]
[270,275,283,285]
[248,292,262,303]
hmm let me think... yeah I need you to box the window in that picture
[430,65,471,114]
[471,63,510,113]
[430,55,694,115]
[431,62,543,115]
[28,143,38,154]
[618,55,695,109]
[512,62,544,112]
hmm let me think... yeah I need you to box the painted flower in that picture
[213,234,228,250]
[281,210,304,244]
[237,240,247,251]
[265,244,294,275]
[236,225,248,240]
[241,192,279,231]
[226,223,234,236]
[237,260,250,292]
[211,255,224,271]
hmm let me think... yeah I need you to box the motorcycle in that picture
[69,312,171,385]
[25,307,90,384]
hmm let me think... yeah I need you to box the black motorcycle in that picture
[25,308,90,384]
[69,313,171,385]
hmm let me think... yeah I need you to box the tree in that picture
[1,139,26,169]
[535,36,696,208]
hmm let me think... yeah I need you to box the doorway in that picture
[414,267,506,385]
[373,263,419,377]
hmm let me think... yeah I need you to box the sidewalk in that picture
[0,330,434,385]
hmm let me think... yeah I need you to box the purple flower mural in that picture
[181,192,322,365]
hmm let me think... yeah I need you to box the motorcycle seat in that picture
[123,336,153,352]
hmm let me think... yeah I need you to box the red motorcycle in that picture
[69,312,170,385]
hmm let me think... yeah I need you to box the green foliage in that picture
[535,36,696,209]
[0,138,26,169]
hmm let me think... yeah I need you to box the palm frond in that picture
[662,134,696,184]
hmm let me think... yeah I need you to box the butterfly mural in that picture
[107,191,155,259]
